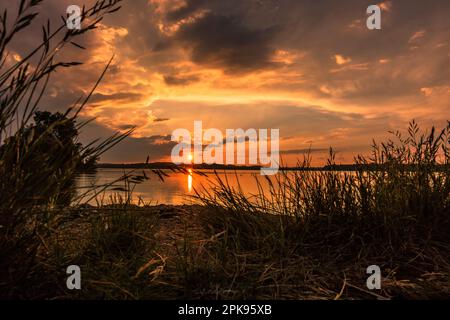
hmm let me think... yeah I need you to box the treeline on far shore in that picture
[95,162,450,172]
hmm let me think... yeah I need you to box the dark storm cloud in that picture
[152,40,173,52]
[163,74,199,86]
[117,124,136,130]
[174,13,281,72]
[153,117,170,122]
[146,134,172,143]
[166,0,207,22]
[274,0,450,101]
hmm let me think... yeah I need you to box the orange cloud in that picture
[334,54,352,65]
[378,1,392,12]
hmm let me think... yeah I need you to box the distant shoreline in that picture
[95,162,329,171]
[95,162,450,172]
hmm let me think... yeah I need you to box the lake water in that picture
[76,168,273,205]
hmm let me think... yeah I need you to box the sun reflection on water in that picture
[188,169,193,193]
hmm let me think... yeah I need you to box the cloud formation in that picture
[2,0,449,165]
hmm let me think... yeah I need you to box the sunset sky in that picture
[4,0,450,165]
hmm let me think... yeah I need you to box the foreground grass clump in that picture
[0,0,126,298]
[188,121,450,299]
